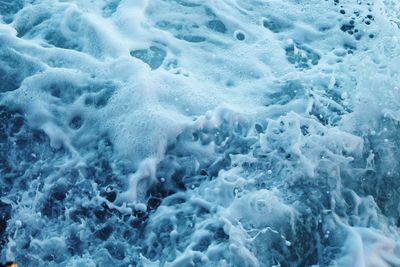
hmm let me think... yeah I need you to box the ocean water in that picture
[1,0,400,266]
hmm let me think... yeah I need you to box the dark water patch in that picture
[262,16,292,33]
[130,46,167,70]
[285,41,320,69]
[0,47,41,92]
[207,19,227,33]
[0,0,24,23]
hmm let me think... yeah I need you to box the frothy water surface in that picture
[1,0,400,266]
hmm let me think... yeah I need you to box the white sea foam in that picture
[1,0,400,266]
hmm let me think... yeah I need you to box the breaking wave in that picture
[1,0,400,266]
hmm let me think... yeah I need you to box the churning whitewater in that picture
[1,0,400,266]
